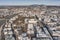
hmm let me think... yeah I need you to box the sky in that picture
[0,0,60,5]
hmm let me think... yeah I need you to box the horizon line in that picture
[0,4,60,6]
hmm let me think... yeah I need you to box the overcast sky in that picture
[0,0,60,5]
